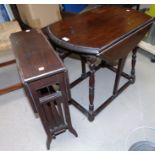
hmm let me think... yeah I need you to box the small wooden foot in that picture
[68,126,78,137]
[46,136,52,150]
[151,55,155,63]
[88,111,95,122]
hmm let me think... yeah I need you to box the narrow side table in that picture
[10,29,77,150]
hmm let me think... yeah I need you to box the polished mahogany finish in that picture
[10,29,77,149]
[10,29,65,83]
[47,7,154,121]
[47,7,153,55]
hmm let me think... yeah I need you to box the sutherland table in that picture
[46,7,154,121]
[10,29,77,149]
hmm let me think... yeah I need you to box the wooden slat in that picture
[0,83,23,95]
[0,59,16,67]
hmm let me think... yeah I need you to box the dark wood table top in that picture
[47,7,154,56]
[10,29,65,83]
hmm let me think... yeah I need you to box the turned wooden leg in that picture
[131,47,138,83]
[87,57,96,121]
[113,57,126,96]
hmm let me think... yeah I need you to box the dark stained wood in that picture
[0,59,16,67]
[46,6,153,121]
[47,7,153,55]
[113,57,126,96]
[10,29,65,83]
[80,56,87,77]
[10,29,77,149]
[130,47,138,83]
[10,4,31,30]
[0,83,22,95]
[87,57,97,121]
[101,27,150,62]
